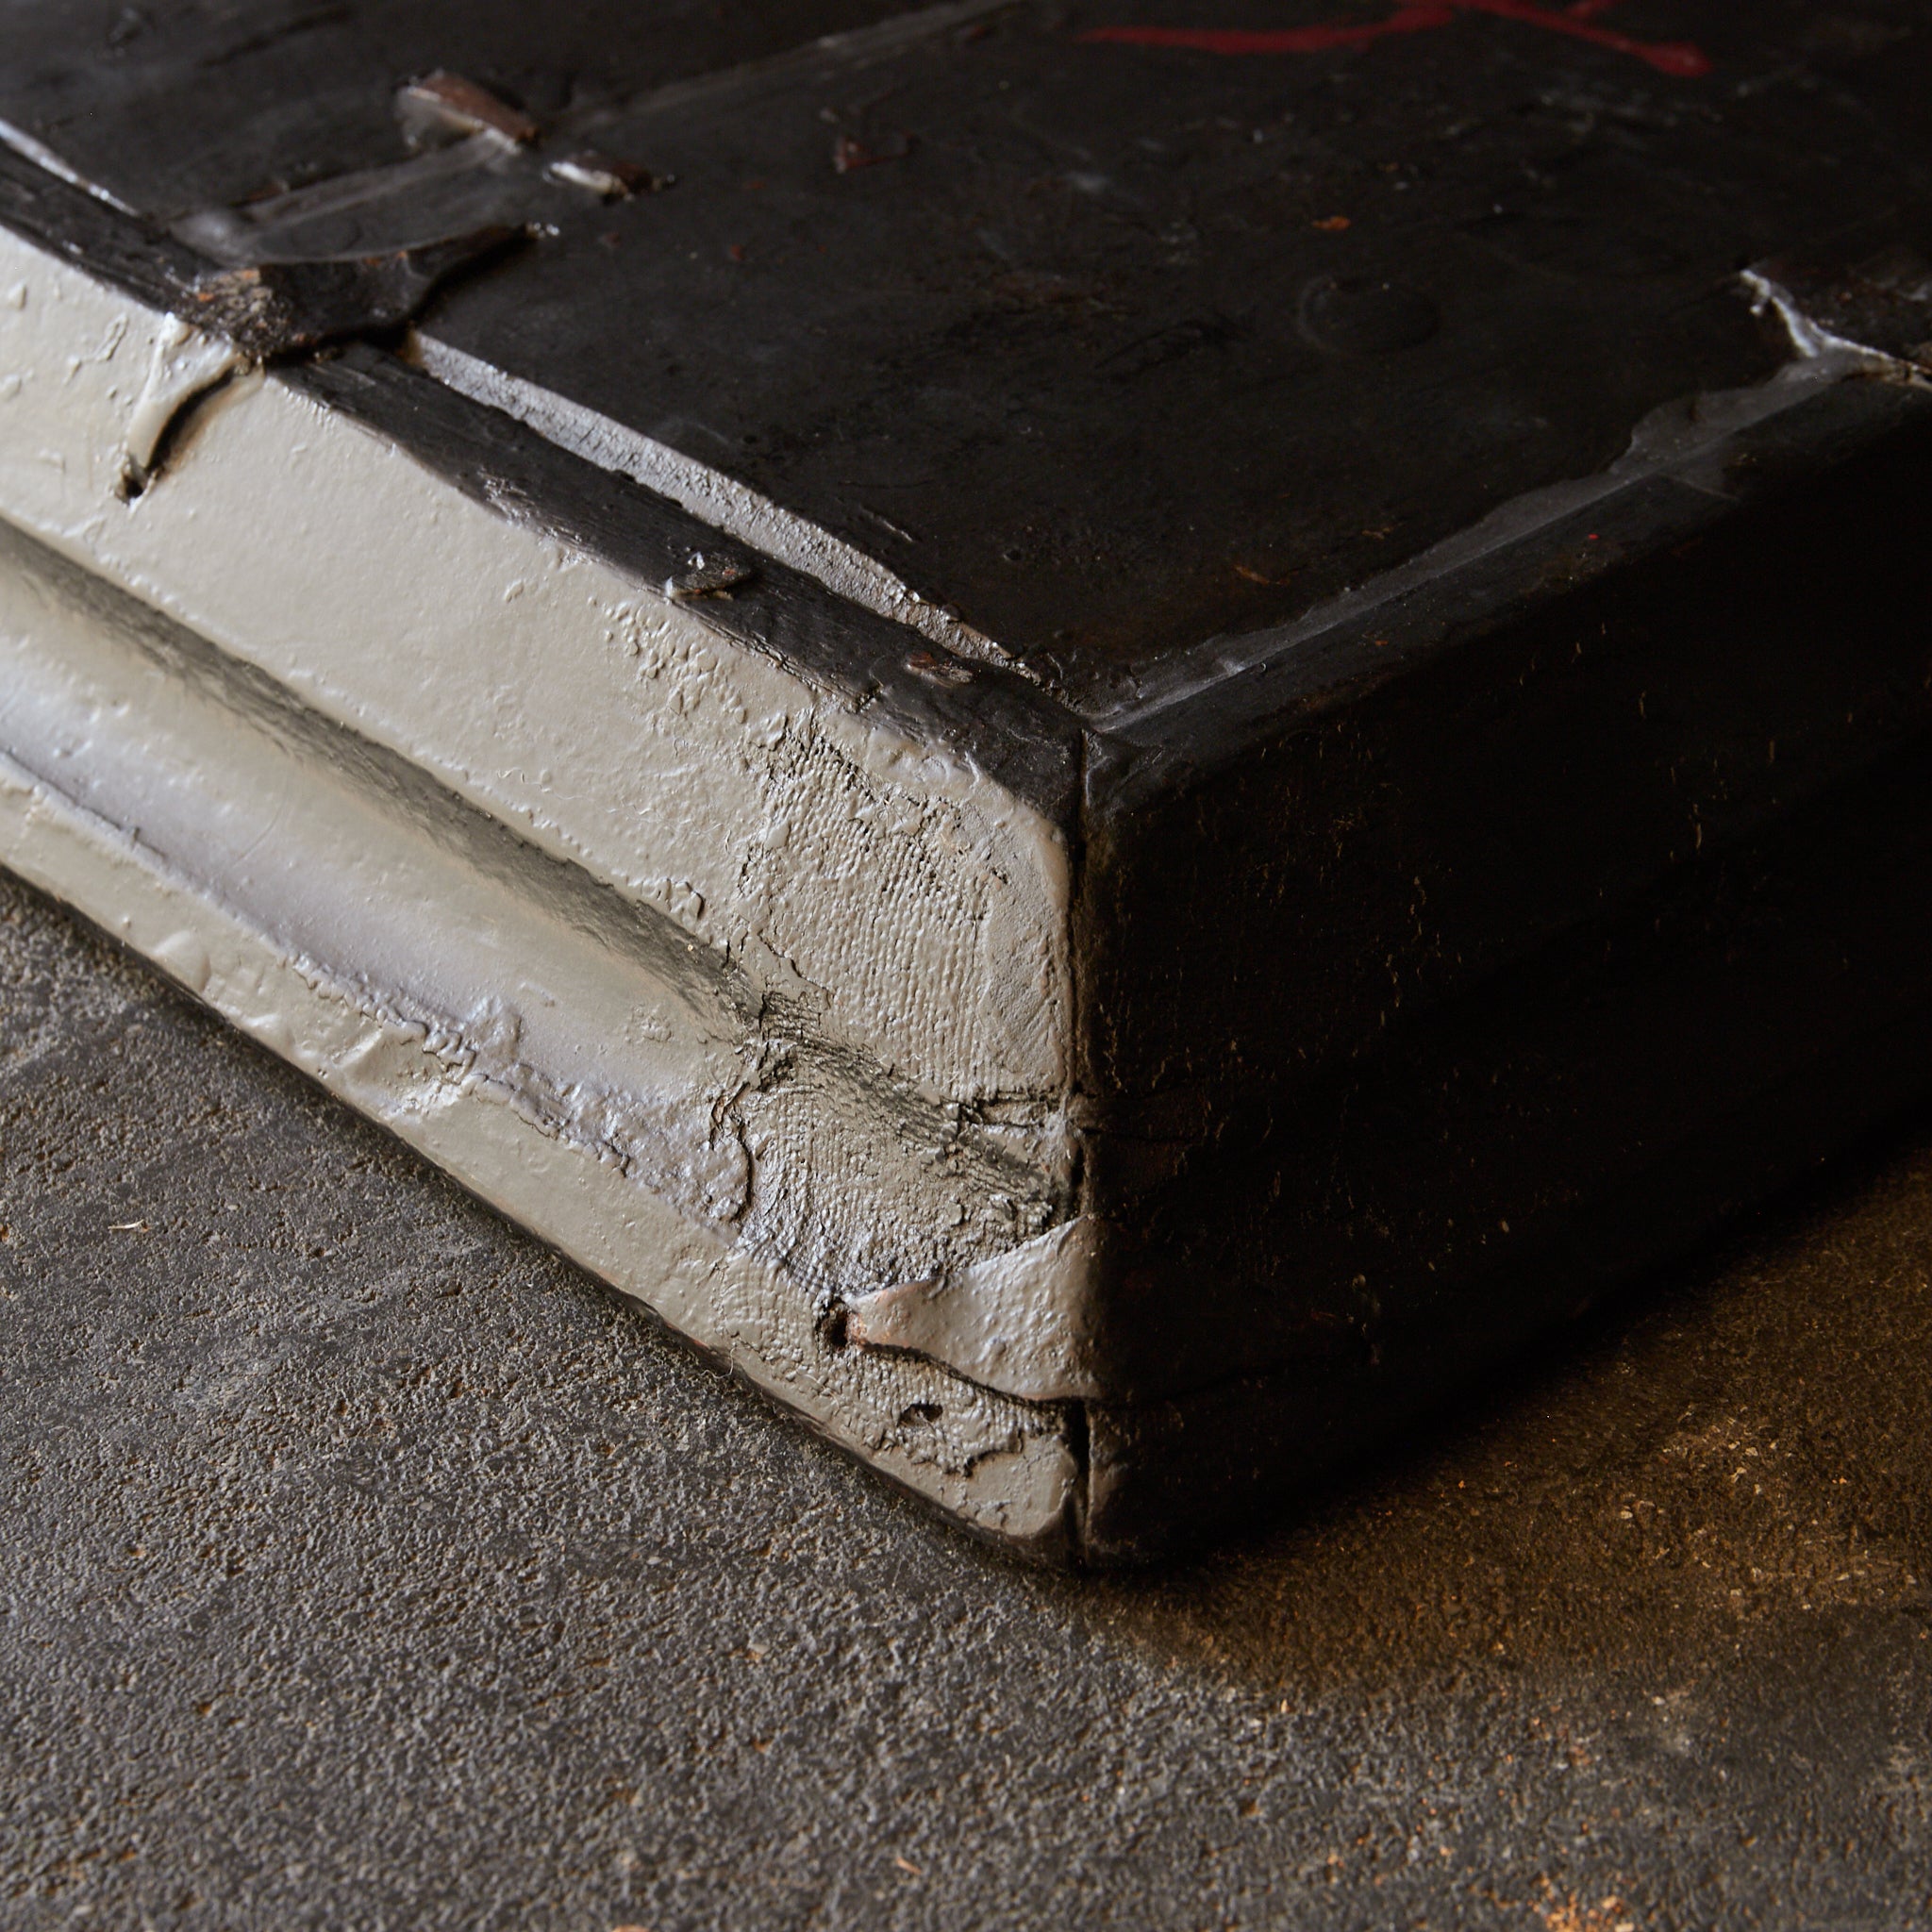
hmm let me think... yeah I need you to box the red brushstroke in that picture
[1080,1,1711,78]
[1084,3,1452,57]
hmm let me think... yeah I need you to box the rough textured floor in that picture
[4,868,1931,1932]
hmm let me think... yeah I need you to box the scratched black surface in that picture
[0,2,916,211]
[6,1,1931,705]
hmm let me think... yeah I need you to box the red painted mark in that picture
[1080,1,1711,78]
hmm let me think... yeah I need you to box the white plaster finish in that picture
[0,225,1071,1111]
[0,222,1106,1533]
[0,511,1077,1545]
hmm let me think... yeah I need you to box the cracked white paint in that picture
[0,506,1077,1543]
[0,218,1091,1541]
[0,224,1070,1106]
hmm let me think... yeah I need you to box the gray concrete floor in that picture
[4,867,1932,1931]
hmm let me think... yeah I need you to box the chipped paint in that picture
[0,504,1078,1546]
[395,71,541,147]
[846,1216,1105,1402]
[0,224,1070,1106]
[118,319,249,495]
[409,331,1018,670]
[1741,266,1932,390]
[0,218,1088,1542]
[0,116,137,214]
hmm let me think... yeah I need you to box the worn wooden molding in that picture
[5,1,1932,1558]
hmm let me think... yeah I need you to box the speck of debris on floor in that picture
[3,869,1931,1931]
